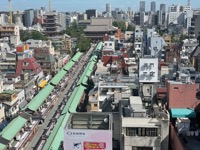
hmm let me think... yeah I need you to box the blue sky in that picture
[0,0,199,12]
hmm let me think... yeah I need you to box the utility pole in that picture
[8,0,12,25]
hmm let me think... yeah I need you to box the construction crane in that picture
[8,0,12,25]
[49,0,52,12]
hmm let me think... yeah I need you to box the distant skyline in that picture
[0,0,199,12]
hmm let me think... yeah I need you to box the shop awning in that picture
[170,108,196,118]
[39,80,47,88]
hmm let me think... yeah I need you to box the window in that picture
[109,43,112,46]
[94,104,97,107]
[174,87,178,89]
[126,127,158,137]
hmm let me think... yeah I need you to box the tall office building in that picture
[106,3,111,17]
[140,1,145,12]
[23,9,34,27]
[151,1,156,12]
[159,4,166,25]
[86,9,97,20]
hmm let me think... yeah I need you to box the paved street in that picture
[26,45,95,150]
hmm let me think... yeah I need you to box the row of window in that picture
[126,127,158,137]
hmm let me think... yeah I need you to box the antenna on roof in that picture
[49,0,52,12]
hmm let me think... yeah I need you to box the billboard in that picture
[64,129,112,150]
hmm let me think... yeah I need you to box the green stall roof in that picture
[69,85,86,112]
[170,108,196,118]
[0,116,27,141]
[27,84,54,111]
[86,69,93,77]
[0,143,6,150]
[42,87,79,150]
[63,60,74,71]
[82,76,89,85]
[72,52,82,62]
[50,69,67,86]
[89,61,96,71]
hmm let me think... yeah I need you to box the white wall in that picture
[139,57,159,83]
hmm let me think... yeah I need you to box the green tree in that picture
[64,21,91,52]
[76,36,91,52]
[127,24,135,31]
[20,30,48,41]
[113,21,126,32]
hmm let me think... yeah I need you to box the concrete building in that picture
[86,9,97,20]
[179,38,198,61]
[0,25,20,43]
[0,89,25,119]
[190,13,200,38]
[151,1,156,13]
[57,12,66,29]
[13,11,24,29]
[26,39,55,55]
[78,13,87,21]
[14,73,35,101]
[0,14,8,25]
[125,31,134,41]
[134,26,143,57]
[146,28,167,61]
[167,3,192,28]
[23,9,35,27]
[106,3,111,17]
[33,46,57,76]
[102,41,115,56]
[64,113,112,150]
[140,1,146,12]
[139,57,159,83]
[159,4,166,26]
[119,96,169,150]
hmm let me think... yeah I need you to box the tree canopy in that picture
[65,22,91,52]
[113,21,126,32]
[127,24,135,31]
[20,30,48,41]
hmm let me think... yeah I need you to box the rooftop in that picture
[66,113,112,130]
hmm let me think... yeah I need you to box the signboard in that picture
[64,129,112,150]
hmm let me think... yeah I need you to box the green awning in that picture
[170,108,196,118]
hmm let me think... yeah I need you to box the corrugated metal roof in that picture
[0,116,27,141]
[27,84,54,111]
[170,108,196,118]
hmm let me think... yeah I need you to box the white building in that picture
[120,96,170,150]
[146,29,167,61]
[125,31,134,41]
[167,4,192,28]
[26,39,55,55]
[134,26,143,57]
[139,57,159,83]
